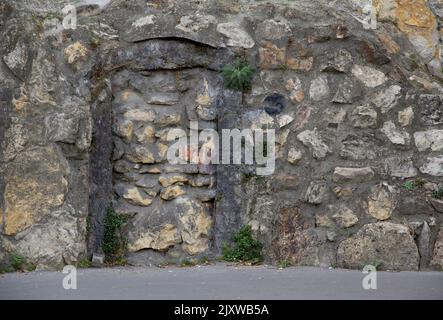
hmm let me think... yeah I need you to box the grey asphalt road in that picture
[0,263,442,300]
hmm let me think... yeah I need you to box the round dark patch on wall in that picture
[264,93,285,115]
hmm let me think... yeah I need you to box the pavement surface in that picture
[1,263,442,300]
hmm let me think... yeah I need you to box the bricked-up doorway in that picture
[87,38,240,265]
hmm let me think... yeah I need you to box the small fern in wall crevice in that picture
[221,59,255,92]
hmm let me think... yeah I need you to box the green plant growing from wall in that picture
[408,54,419,70]
[103,207,128,264]
[222,225,263,264]
[221,59,255,92]
[180,259,196,267]
[198,256,211,265]
[86,215,91,233]
[10,252,26,271]
[0,265,12,274]
[403,180,414,191]
[432,188,443,199]
[402,178,426,192]
[215,192,223,203]
[278,260,291,269]
[77,259,92,268]
[7,252,35,272]
[414,178,425,188]
[361,260,381,270]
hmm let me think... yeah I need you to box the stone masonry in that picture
[0,0,443,271]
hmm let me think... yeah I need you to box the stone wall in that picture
[111,68,219,263]
[0,0,443,271]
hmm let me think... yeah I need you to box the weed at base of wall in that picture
[222,225,263,264]
[103,207,128,265]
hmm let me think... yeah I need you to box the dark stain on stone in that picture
[264,93,285,115]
